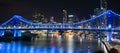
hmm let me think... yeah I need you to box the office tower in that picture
[63,9,67,23]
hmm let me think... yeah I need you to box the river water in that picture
[0,37,102,53]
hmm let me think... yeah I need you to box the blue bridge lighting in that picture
[0,10,120,41]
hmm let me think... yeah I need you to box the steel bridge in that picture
[0,10,120,41]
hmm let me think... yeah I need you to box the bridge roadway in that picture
[0,27,120,31]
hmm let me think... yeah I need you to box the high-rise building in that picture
[100,0,107,27]
[63,9,78,23]
[63,9,67,23]
[68,14,75,23]
[93,0,107,16]
[90,0,108,37]
[50,16,54,23]
[100,0,107,10]
[68,11,79,23]
[32,10,47,23]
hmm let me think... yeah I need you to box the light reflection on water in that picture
[0,37,102,53]
[67,35,74,53]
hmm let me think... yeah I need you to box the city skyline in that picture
[0,1,120,53]
[0,0,120,23]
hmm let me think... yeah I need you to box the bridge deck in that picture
[0,28,120,31]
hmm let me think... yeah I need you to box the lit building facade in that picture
[32,10,47,24]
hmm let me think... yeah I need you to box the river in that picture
[0,36,102,53]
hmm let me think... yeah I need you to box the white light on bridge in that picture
[68,15,74,17]
[108,24,111,28]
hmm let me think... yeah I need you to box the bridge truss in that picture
[0,10,120,41]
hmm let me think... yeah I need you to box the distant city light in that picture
[101,7,103,10]
[92,15,96,17]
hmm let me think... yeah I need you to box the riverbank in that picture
[102,39,120,53]
[0,31,39,41]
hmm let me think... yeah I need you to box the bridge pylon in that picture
[107,11,112,41]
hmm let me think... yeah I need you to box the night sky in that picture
[0,0,120,23]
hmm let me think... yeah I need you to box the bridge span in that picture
[0,10,120,41]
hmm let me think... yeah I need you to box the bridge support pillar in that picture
[0,30,5,36]
[17,30,22,37]
[107,32,112,41]
[13,30,22,37]
[13,30,17,37]
[107,24,112,41]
